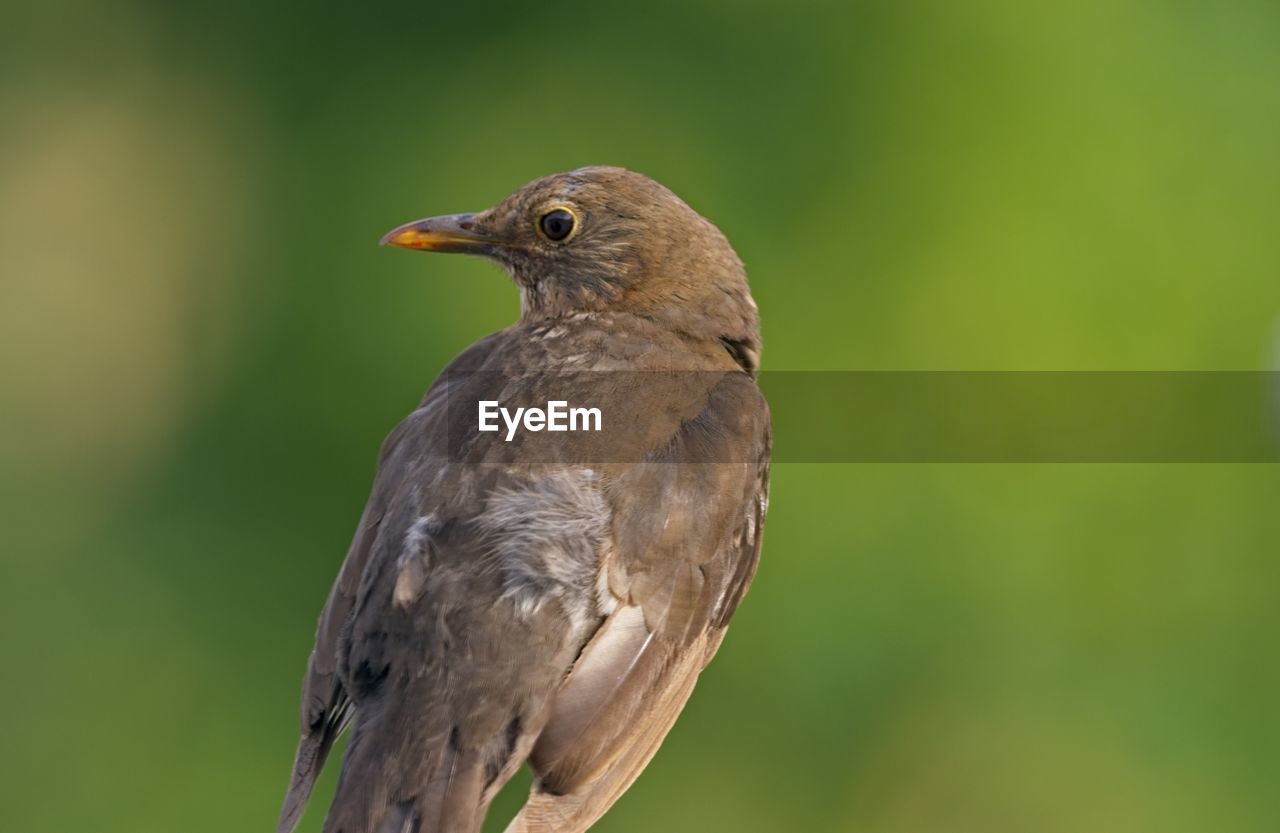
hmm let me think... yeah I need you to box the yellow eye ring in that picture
[538,206,579,242]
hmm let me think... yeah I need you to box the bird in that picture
[277,166,771,833]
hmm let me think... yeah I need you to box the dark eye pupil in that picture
[540,209,575,241]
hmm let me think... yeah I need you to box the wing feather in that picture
[510,374,770,832]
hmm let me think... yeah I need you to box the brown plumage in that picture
[278,166,771,833]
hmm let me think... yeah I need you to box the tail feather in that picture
[279,701,351,833]
[375,801,420,833]
[417,747,486,833]
[320,719,490,833]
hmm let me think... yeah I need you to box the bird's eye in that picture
[539,208,576,242]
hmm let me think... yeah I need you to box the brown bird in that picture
[278,166,770,833]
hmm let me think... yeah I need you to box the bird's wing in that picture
[278,334,505,833]
[509,373,771,832]
[276,412,425,833]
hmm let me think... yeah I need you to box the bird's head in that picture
[382,166,759,370]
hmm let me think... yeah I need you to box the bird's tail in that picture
[319,712,491,833]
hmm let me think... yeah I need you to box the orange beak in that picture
[380,213,499,254]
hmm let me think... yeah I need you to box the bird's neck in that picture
[515,295,761,376]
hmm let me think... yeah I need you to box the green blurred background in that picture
[2,1,1279,831]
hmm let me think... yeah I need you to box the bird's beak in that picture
[380,213,498,254]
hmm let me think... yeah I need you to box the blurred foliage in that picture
[2,1,1279,831]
